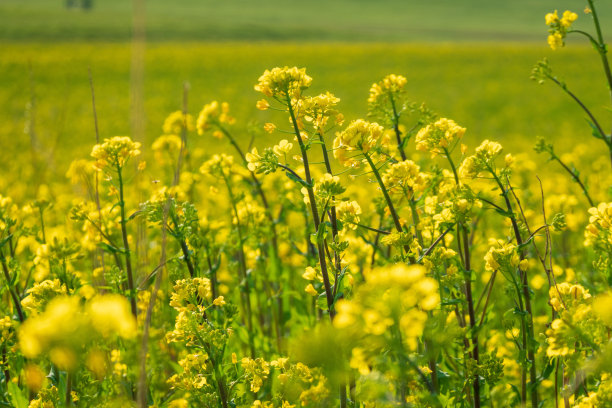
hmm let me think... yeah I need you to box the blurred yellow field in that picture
[2,3,612,408]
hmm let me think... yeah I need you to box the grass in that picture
[1,0,611,42]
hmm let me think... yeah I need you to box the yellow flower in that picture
[302,266,317,281]
[254,66,312,99]
[273,139,293,156]
[333,119,385,167]
[213,296,226,306]
[381,159,427,200]
[548,33,563,50]
[305,284,318,297]
[91,136,141,171]
[368,74,407,105]
[263,122,276,133]
[560,10,578,28]
[256,99,270,110]
[88,294,136,339]
[245,148,262,172]
[300,92,341,130]
[24,364,45,392]
[545,10,558,25]
[415,118,465,157]
[196,101,235,134]
[162,110,195,135]
[336,200,362,229]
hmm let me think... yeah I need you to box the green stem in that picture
[285,93,346,407]
[443,148,480,408]
[389,93,406,161]
[489,168,538,408]
[285,94,335,317]
[586,0,612,110]
[221,170,256,358]
[117,165,137,317]
[363,153,402,233]
[551,148,595,208]
[0,250,24,322]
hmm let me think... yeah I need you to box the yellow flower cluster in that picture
[241,357,270,392]
[300,92,343,130]
[199,153,234,177]
[549,282,591,313]
[169,278,212,313]
[483,241,519,273]
[545,10,578,50]
[21,279,67,315]
[415,118,465,157]
[334,264,438,348]
[0,316,14,343]
[90,136,141,171]
[585,202,612,247]
[254,66,312,99]
[336,200,362,230]
[152,134,183,163]
[459,139,504,178]
[381,159,427,200]
[163,110,195,135]
[19,295,136,371]
[368,74,407,105]
[167,353,209,391]
[196,101,235,136]
[333,119,385,167]
[571,374,612,407]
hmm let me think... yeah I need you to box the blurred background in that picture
[1,0,611,187]
[2,0,610,42]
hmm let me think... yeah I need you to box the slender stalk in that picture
[0,250,24,322]
[285,94,335,316]
[218,124,284,348]
[65,372,72,406]
[316,130,344,296]
[363,153,403,233]
[89,68,106,279]
[221,170,256,358]
[586,0,612,114]
[489,169,538,407]
[389,94,407,161]
[285,94,347,407]
[443,148,480,408]
[551,153,595,207]
[545,74,609,148]
[117,166,138,317]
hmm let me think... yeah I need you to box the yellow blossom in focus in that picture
[415,118,465,157]
[91,136,141,171]
[254,66,312,99]
[333,119,385,167]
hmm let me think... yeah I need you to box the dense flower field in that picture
[2,3,612,408]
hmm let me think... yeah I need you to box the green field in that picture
[0,42,608,186]
[1,0,611,42]
[1,1,610,191]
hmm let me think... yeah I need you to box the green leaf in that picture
[587,119,605,140]
[316,292,329,311]
[284,170,311,189]
[98,242,123,254]
[8,382,27,408]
